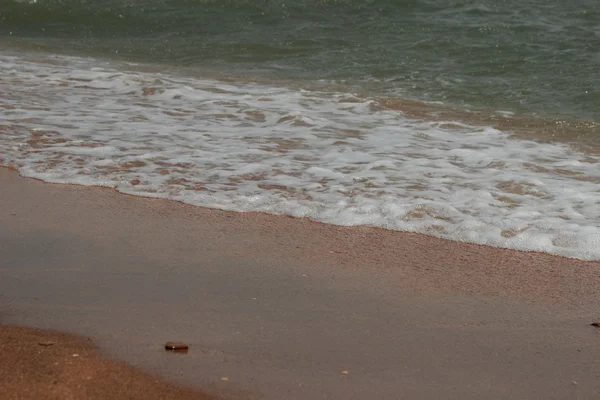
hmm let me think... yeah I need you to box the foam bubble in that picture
[2,52,600,260]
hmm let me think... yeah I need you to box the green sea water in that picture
[1,0,599,121]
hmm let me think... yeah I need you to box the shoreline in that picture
[2,167,600,399]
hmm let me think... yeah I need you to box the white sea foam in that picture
[2,52,600,259]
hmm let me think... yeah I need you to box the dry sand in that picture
[1,167,600,399]
[0,325,214,400]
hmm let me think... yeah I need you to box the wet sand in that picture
[1,167,600,399]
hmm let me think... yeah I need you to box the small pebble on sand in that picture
[165,342,189,351]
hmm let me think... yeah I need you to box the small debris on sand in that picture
[164,342,189,351]
[590,321,600,327]
[38,341,54,346]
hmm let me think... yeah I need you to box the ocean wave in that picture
[2,0,600,120]
[2,52,600,259]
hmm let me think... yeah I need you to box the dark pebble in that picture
[165,342,189,351]
[591,321,600,327]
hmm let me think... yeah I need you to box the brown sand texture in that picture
[0,325,214,400]
[1,167,600,399]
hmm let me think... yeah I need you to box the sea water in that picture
[1,0,600,259]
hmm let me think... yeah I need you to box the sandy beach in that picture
[1,166,600,399]
[0,324,214,400]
